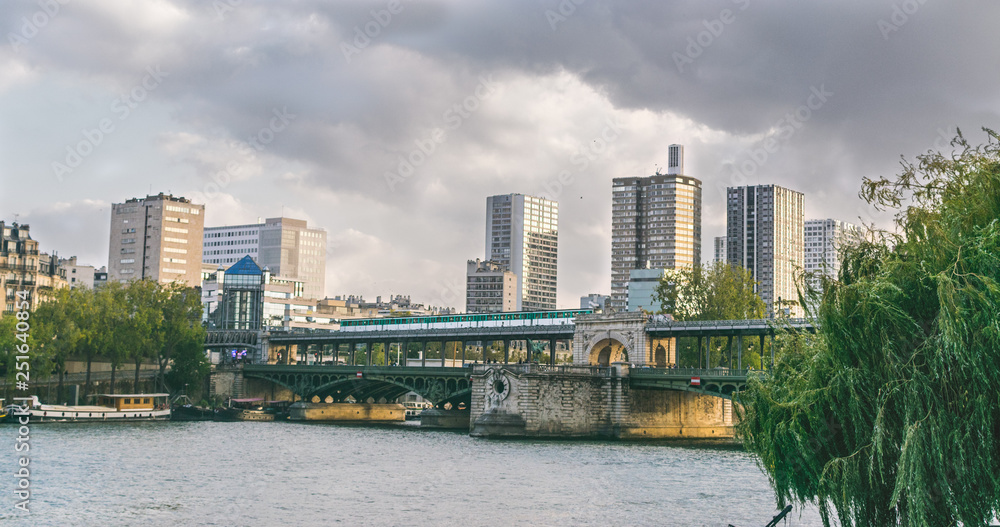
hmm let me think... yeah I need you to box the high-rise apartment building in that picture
[465,259,516,313]
[726,185,804,317]
[610,144,702,311]
[804,218,859,291]
[485,194,558,311]
[714,236,727,264]
[108,193,205,286]
[203,217,327,300]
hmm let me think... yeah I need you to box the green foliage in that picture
[654,261,765,321]
[654,261,767,368]
[20,279,208,395]
[736,129,1000,526]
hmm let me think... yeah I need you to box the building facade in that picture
[108,193,205,286]
[205,217,327,300]
[580,293,610,311]
[713,236,727,264]
[202,221,261,267]
[485,194,558,311]
[466,259,516,313]
[627,268,667,313]
[804,218,859,291]
[611,144,702,311]
[726,184,804,317]
[1,221,68,313]
[59,256,95,290]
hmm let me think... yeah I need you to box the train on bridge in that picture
[339,309,592,332]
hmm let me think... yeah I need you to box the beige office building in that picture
[611,144,702,311]
[203,217,327,300]
[258,218,327,300]
[108,193,205,286]
[466,259,516,313]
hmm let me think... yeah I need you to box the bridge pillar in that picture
[421,341,426,368]
[503,340,509,364]
[705,337,710,368]
[549,338,556,365]
[735,335,740,370]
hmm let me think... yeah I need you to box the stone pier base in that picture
[288,402,405,422]
[469,365,734,439]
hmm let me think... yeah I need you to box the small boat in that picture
[403,401,432,420]
[14,394,170,422]
[170,395,214,421]
[214,398,275,421]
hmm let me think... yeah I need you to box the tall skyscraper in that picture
[485,193,558,311]
[726,184,804,317]
[204,217,327,300]
[108,193,205,286]
[610,144,702,311]
[804,218,859,290]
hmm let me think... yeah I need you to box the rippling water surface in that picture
[0,421,824,526]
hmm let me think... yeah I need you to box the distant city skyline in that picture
[2,2,996,308]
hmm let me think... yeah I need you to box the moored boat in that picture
[170,395,214,421]
[213,398,275,421]
[14,394,170,422]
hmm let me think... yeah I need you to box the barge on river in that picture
[13,394,170,422]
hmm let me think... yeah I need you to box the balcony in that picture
[0,262,34,271]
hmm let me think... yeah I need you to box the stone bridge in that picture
[241,364,472,408]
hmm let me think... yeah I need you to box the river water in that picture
[0,421,825,526]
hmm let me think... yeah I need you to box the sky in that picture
[1,0,998,310]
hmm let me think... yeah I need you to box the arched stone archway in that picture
[654,344,666,368]
[587,338,629,366]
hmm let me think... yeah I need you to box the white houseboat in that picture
[21,394,171,422]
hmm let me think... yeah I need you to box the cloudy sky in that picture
[1,0,998,310]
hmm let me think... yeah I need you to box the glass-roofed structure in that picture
[219,255,264,331]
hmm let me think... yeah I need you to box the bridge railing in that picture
[629,367,761,378]
[470,363,612,377]
[645,317,812,329]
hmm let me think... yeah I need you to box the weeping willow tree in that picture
[736,129,1000,526]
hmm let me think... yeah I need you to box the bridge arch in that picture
[586,332,632,366]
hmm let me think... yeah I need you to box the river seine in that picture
[1,421,824,526]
